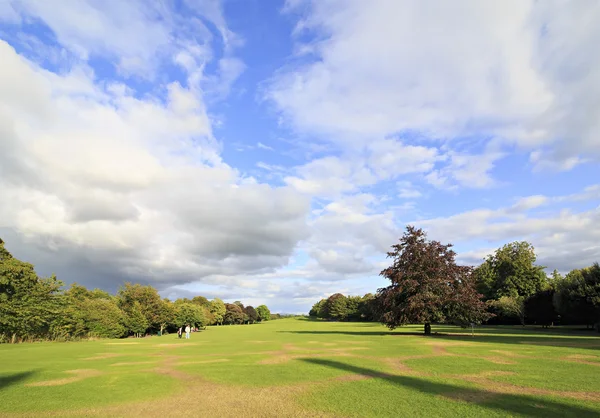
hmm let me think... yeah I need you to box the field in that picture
[1,319,599,417]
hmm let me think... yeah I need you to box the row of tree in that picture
[309,227,600,334]
[0,239,272,343]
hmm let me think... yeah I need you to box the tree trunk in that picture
[424,323,431,335]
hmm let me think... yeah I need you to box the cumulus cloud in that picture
[270,0,600,170]
[416,186,600,272]
[0,39,309,291]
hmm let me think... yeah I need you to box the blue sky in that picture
[1,0,599,313]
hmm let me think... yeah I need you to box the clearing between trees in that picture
[1,318,599,417]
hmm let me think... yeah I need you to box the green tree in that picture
[256,305,271,322]
[53,283,127,339]
[525,289,557,327]
[191,296,210,308]
[210,298,226,325]
[175,302,207,328]
[358,293,377,321]
[487,296,525,326]
[126,301,148,338]
[325,293,349,321]
[475,241,548,300]
[377,226,489,335]
[346,296,362,321]
[0,239,65,342]
[554,264,600,330]
[309,299,326,318]
[117,283,166,333]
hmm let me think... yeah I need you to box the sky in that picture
[1,0,599,314]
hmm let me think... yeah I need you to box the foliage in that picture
[553,264,600,329]
[117,283,168,333]
[244,306,258,323]
[256,305,271,322]
[309,299,326,318]
[175,302,207,328]
[210,298,226,325]
[125,301,148,337]
[474,241,548,301]
[224,303,245,325]
[487,296,525,326]
[325,293,349,321]
[524,289,557,327]
[377,226,489,334]
[191,296,210,307]
[0,239,66,341]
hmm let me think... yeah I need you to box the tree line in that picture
[309,227,600,334]
[0,239,273,343]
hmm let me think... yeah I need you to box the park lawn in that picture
[0,319,599,417]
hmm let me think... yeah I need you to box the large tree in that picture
[474,241,548,300]
[256,305,271,322]
[244,305,258,324]
[377,226,489,335]
[0,239,65,342]
[554,264,600,330]
[175,302,207,328]
[224,303,245,325]
[325,293,349,321]
[209,298,226,325]
[117,283,167,333]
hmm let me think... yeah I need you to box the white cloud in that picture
[257,142,274,151]
[416,186,600,271]
[0,40,310,290]
[270,0,600,170]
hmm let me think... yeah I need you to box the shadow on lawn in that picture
[302,359,599,417]
[280,329,600,351]
[0,371,37,391]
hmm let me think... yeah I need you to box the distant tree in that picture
[191,296,210,308]
[554,264,600,330]
[0,239,65,342]
[487,296,525,326]
[525,289,557,327]
[474,241,548,301]
[224,303,245,324]
[157,299,177,334]
[210,298,226,325]
[309,299,326,318]
[358,293,378,321]
[53,284,127,339]
[346,296,362,321]
[325,293,349,321]
[244,306,258,323]
[117,283,166,333]
[175,302,207,328]
[256,305,271,322]
[234,301,245,309]
[377,226,489,335]
[126,301,149,337]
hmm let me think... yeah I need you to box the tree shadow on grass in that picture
[301,359,599,417]
[0,370,37,391]
[280,329,600,351]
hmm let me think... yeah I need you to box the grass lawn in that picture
[1,319,599,417]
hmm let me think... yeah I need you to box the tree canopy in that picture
[377,226,489,334]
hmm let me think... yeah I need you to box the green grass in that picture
[0,319,599,417]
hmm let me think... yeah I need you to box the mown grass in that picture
[0,319,599,417]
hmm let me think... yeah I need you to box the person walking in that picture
[185,324,191,339]
[178,326,182,339]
